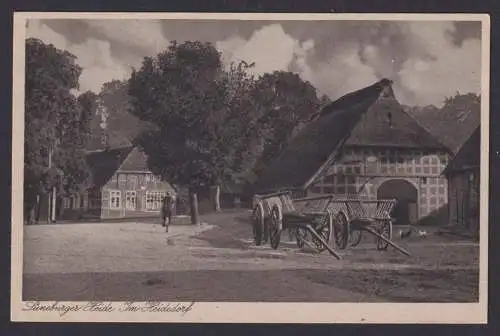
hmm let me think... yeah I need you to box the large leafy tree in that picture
[128,41,231,224]
[406,92,480,153]
[24,38,92,223]
[206,60,266,211]
[249,71,325,178]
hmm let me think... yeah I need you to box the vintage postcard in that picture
[11,12,490,323]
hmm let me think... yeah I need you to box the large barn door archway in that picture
[377,179,418,226]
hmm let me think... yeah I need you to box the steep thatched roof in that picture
[117,147,150,172]
[253,78,449,193]
[443,125,481,175]
[85,147,133,188]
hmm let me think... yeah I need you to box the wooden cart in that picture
[252,191,341,259]
[252,192,410,258]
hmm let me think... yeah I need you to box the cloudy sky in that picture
[26,18,482,107]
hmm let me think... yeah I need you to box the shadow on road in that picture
[23,267,479,303]
[190,212,254,250]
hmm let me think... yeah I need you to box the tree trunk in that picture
[213,184,221,212]
[189,188,200,225]
[35,194,41,224]
[47,191,52,224]
[51,187,57,223]
[29,207,35,225]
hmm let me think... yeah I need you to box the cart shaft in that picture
[305,224,342,260]
[363,227,411,256]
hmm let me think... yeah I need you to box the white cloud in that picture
[398,38,481,106]
[313,44,379,98]
[26,19,481,106]
[86,19,169,56]
[26,19,170,93]
[216,24,313,78]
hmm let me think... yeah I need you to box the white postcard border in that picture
[11,11,491,324]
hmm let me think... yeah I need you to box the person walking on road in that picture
[161,192,176,233]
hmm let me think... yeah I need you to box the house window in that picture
[125,191,137,210]
[128,175,138,189]
[110,190,121,209]
[101,133,107,145]
[63,198,71,209]
[118,174,127,187]
[145,191,166,211]
[73,195,80,209]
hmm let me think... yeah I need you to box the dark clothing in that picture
[161,195,176,229]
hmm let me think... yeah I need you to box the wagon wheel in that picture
[376,220,392,250]
[295,227,308,248]
[333,211,350,250]
[349,229,363,247]
[252,203,266,246]
[262,218,269,243]
[269,205,282,250]
[312,212,334,252]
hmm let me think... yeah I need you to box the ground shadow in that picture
[23,268,479,303]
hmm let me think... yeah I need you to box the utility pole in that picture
[51,179,57,223]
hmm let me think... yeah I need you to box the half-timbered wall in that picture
[58,172,175,220]
[308,146,450,221]
[100,171,176,219]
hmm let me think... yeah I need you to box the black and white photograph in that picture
[11,13,489,323]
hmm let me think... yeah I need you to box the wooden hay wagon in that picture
[252,191,341,259]
[252,192,411,258]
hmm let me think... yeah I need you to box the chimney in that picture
[379,78,395,99]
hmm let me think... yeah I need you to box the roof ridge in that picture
[319,78,393,118]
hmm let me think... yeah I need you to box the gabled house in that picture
[442,126,481,236]
[254,78,453,227]
[58,146,177,220]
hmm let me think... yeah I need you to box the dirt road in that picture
[22,211,479,302]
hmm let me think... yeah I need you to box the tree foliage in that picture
[249,71,325,177]
[128,41,326,215]
[24,38,92,218]
[407,92,481,153]
[128,41,227,191]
